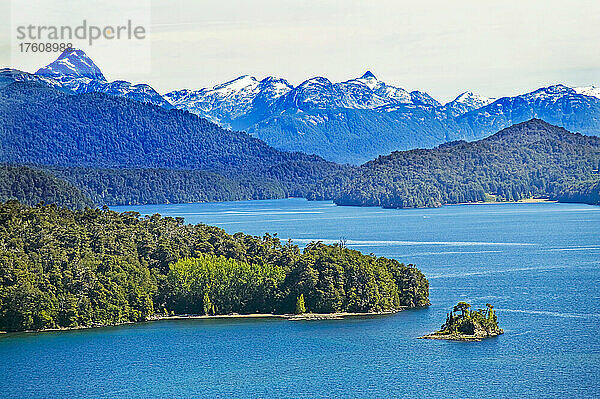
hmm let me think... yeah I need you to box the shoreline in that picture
[150,310,401,322]
[447,198,556,206]
[339,197,565,209]
[0,310,402,335]
[418,333,486,342]
[419,329,504,342]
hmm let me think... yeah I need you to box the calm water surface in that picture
[1,199,599,398]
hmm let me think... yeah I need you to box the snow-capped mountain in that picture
[455,84,600,142]
[168,71,439,114]
[574,86,600,99]
[2,48,598,164]
[31,48,172,108]
[36,48,106,81]
[165,75,293,127]
[442,91,495,116]
[164,74,599,163]
[349,71,412,105]
[0,68,64,90]
[165,71,441,133]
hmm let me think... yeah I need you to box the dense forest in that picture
[0,165,93,208]
[46,167,289,205]
[0,81,344,182]
[3,120,600,209]
[325,120,600,208]
[0,81,348,204]
[556,180,600,205]
[0,164,338,207]
[1,80,599,210]
[0,201,429,332]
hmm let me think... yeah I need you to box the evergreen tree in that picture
[203,292,213,315]
[295,294,306,314]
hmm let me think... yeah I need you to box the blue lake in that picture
[1,199,599,398]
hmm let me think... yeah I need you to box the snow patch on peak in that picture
[410,91,441,107]
[213,75,258,93]
[573,85,600,99]
[353,76,380,90]
[442,91,494,116]
[522,84,575,101]
[57,48,86,61]
[36,48,106,81]
[339,73,414,105]
[453,91,494,107]
[301,76,333,86]
[259,76,293,99]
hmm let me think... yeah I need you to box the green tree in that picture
[454,301,471,317]
[203,292,213,315]
[295,294,306,314]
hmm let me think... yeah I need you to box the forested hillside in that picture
[0,165,93,208]
[325,120,600,208]
[1,78,598,210]
[0,201,429,332]
[556,180,600,205]
[0,82,345,188]
[46,167,289,205]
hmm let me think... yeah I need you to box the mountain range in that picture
[1,48,599,163]
[0,79,344,204]
[1,49,171,109]
[166,77,600,163]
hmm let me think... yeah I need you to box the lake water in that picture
[2,199,599,398]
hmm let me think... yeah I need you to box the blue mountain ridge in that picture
[2,48,598,163]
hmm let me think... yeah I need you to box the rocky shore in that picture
[419,327,504,342]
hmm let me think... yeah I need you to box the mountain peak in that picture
[36,48,106,81]
[522,84,575,101]
[455,91,476,101]
[453,91,494,105]
[211,75,258,94]
[361,71,377,80]
[491,118,570,140]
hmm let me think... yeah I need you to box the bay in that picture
[1,199,599,398]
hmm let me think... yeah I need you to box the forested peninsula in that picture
[0,201,429,332]
[325,119,600,208]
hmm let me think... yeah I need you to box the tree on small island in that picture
[421,302,503,341]
[453,301,471,317]
[295,294,307,314]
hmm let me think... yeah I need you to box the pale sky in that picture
[1,0,599,103]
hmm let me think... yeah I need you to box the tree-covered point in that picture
[0,201,429,332]
[46,166,289,205]
[325,119,600,208]
[0,164,93,208]
[555,179,600,205]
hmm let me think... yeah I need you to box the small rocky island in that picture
[420,302,503,341]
